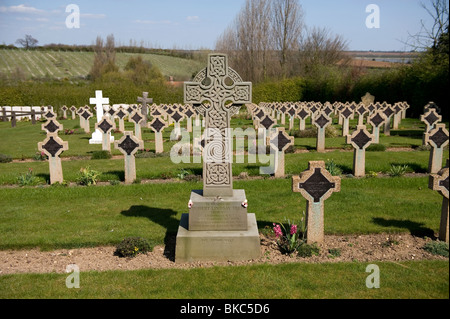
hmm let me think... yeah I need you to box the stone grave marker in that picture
[37,126,69,184]
[392,102,403,129]
[60,105,68,119]
[292,161,341,243]
[367,110,386,144]
[137,92,153,128]
[70,106,77,120]
[346,124,374,177]
[129,109,144,141]
[287,105,296,131]
[258,113,277,147]
[170,108,185,141]
[421,107,442,133]
[114,131,144,184]
[313,111,332,153]
[424,123,449,174]
[270,127,294,178]
[42,118,63,135]
[183,105,195,132]
[339,105,354,137]
[148,116,168,153]
[76,106,86,129]
[114,107,127,132]
[381,103,394,136]
[176,53,259,263]
[89,90,113,144]
[429,160,449,243]
[95,115,116,152]
[296,107,310,131]
[361,92,375,107]
[43,109,56,120]
[355,103,368,125]
[80,108,93,134]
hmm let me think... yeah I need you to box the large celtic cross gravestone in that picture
[184,53,252,197]
[176,53,259,263]
[429,160,449,242]
[292,161,341,243]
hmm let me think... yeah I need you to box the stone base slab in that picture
[188,189,247,231]
[175,213,260,263]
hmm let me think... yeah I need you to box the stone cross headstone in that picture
[424,123,449,174]
[184,53,252,197]
[148,116,168,153]
[183,105,195,133]
[381,103,394,136]
[76,106,85,129]
[287,105,296,131]
[89,90,113,144]
[169,108,185,141]
[137,92,153,128]
[313,111,332,153]
[421,107,442,133]
[296,107,310,131]
[60,105,68,119]
[37,122,69,184]
[392,102,403,129]
[346,125,374,177]
[42,118,63,135]
[80,108,93,134]
[129,109,144,141]
[95,115,116,152]
[340,105,354,137]
[176,53,259,263]
[114,131,144,184]
[361,92,375,107]
[292,161,341,243]
[70,106,77,120]
[429,160,449,243]
[368,110,386,144]
[114,107,127,132]
[270,127,294,178]
[258,114,277,147]
[355,103,368,126]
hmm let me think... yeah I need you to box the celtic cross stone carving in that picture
[184,53,252,197]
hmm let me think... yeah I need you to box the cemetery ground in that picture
[0,114,448,299]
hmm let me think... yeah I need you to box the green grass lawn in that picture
[0,116,448,299]
[0,177,443,250]
[0,260,447,299]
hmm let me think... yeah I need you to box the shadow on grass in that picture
[372,217,435,238]
[36,173,50,183]
[104,170,125,181]
[121,205,179,261]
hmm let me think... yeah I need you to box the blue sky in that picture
[0,0,433,51]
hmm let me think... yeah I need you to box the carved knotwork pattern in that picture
[206,163,230,186]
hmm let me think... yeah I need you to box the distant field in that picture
[0,49,204,81]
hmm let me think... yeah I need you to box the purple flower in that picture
[273,223,283,238]
[290,224,298,235]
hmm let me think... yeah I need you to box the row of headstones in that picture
[256,99,409,137]
[250,100,448,176]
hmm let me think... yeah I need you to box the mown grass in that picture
[0,177,443,250]
[0,260,447,299]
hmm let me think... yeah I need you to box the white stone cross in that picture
[89,90,113,144]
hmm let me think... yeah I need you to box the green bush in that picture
[114,237,153,258]
[388,164,409,177]
[76,166,101,186]
[366,144,386,152]
[91,150,112,160]
[16,168,43,186]
[0,153,13,163]
[325,159,343,176]
[423,241,449,257]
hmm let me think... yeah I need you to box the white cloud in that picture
[186,16,199,21]
[0,4,46,15]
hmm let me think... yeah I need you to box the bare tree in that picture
[89,34,118,80]
[272,0,304,77]
[405,0,449,51]
[298,27,349,75]
[15,35,38,49]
